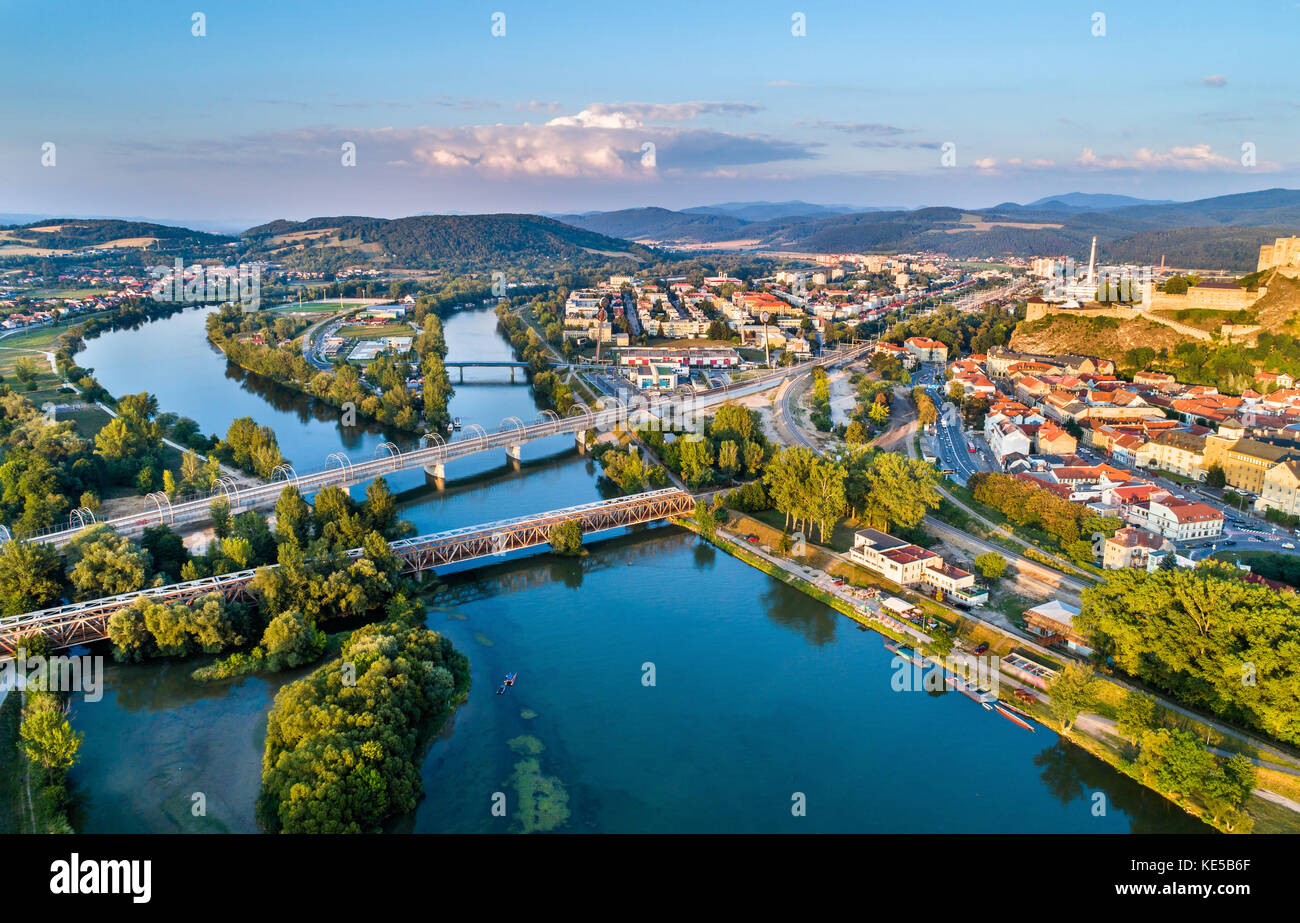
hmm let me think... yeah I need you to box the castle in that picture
[1257,236,1300,278]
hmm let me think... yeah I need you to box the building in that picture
[850,529,986,605]
[1126,498,1224,541]
[1203,424,1298,494]
[1257,235,1300,277]
[623,363,682,390]
[1023,600,1092,655]
[616,346,740,370]
[850,528,940,585]
[1036,421,1077,455]
[1138,429,1208,481]
[903,336,949,363]
[1103,527,1175,570]
[985,415,1032,464]
[1260,459,1300,517]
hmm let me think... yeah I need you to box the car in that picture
[832,578,845,586]
[972,642,989,655]
[1284,543,1297,550]
[1221,540,1235,546]
[744,534,759,544]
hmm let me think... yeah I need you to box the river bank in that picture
[687,506,1300,834]
[58,304,1215,835]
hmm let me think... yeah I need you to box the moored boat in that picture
[993,701,1035,732]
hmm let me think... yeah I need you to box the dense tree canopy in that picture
[1079,562,1300,745]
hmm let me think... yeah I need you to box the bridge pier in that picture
[424,463,446,483]
[506,444,523,468]
[575,429,590,453]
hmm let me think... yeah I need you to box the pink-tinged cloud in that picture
[1076,144,1239,170]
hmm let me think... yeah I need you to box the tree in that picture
[1046,662,1098,731]
[693,499,716,538]
[210,497,232,539]
[844,420,868,444]
[717,440,740,477]
[20,696,82,771]
[261,609,326,670]
[973,552,1006,580]
[548,519,584,555]
[857,452,940,531]
[1115,690,1158,745]
[63,524,151,600]
[274,485,312,546]
[0,539,62,616]
[140,524,188,583]
[1206,464,1227,489]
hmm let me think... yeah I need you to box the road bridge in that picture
[6,341,873,548]
[0,488,697,653]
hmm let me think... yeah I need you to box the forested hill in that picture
[239,213,654,271]
[1,219,234,251]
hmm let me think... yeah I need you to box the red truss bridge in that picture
[0,488,697,654]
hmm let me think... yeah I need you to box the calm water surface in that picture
[66,305,1209,834]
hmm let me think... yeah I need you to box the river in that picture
[65,304,1208,833]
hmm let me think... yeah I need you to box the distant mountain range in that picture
[555,189,1300,268]
[5,189,1300,271]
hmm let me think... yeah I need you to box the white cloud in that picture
[1202,75,1227,87]
[545,101,761,129]
[1076,144,1237,170]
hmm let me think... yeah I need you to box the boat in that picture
[496,683,506,695]
[452,417,462,430]
[504,672,517,686]
[999,700,1034,721]
[981,701,993,710]
[993,701,1035,732]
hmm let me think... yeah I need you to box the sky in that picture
[3,0,1299,229]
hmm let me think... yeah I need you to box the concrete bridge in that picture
[444,360,533,382]
[5,341,873,548]
[0,487,697,653]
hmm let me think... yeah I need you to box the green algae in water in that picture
[509,757,570,833]
[474,632,494,646]
[520,709,537,720]
[507,734,544,756]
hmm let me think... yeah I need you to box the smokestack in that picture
[1087,236,1097,285]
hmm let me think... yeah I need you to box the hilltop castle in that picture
[1257,235,1300,277]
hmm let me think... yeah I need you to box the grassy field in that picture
[336,322,415,338]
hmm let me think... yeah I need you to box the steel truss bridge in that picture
[6,340,872,549]
[0,488,697,653]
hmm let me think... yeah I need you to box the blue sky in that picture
[2,0,1298,227]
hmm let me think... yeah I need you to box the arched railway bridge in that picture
[0,488,697,654]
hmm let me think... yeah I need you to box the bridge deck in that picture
[0,488,697,653]
[5,341,873,548]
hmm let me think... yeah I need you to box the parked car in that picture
[972,642,989,655]
[1284,543,1296,550]
[744,534,759,544]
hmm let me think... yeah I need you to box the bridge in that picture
[444,360,532,382]
[6,340,874,548]
[0,488,697,653]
